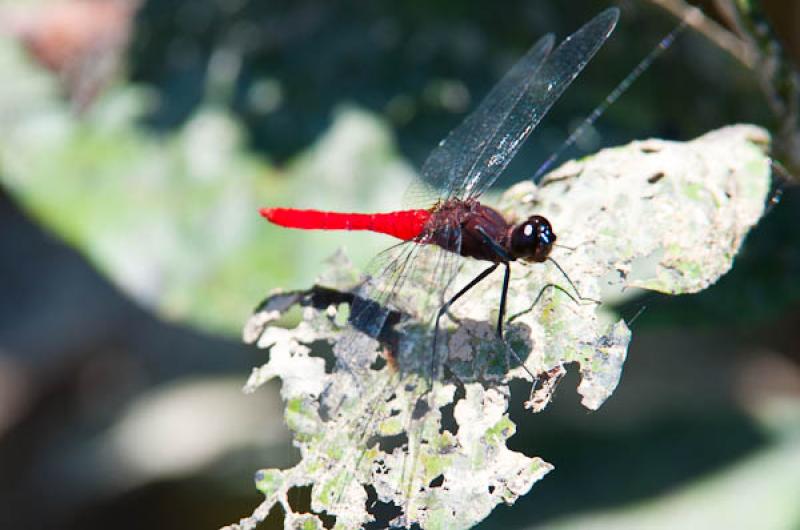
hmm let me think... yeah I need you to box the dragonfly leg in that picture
[497,336,539,380]
[547,257,600,305]
[507,283,583,323]
[432,263,498,380]
[475,226,513,261]
[495,263,543,380]
[507,258,601,323]
[474,225,514,338]
[497,262,511,339]
[432,254,535,382]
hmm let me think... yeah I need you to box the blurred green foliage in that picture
[0,40,414,334]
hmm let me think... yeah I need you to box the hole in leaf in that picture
[364,484,403,529]
[371,432,409,452]
[412,397,430,419]
[308,339,336,373]
[371,354,387,371]
[286,485,336,528]
[265,502,286,528]
[317,510,337,529]
[439,383,465,435]
[287,485,312,513]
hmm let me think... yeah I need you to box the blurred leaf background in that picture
[0,0,798,529]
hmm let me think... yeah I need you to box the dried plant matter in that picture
[227,125,771,530]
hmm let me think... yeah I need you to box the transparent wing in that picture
[320,230,468,526]
[419,8,619,202]
[417,32,554,201]
[335,224,464,378]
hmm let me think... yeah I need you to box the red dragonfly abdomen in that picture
[260,208,432,242]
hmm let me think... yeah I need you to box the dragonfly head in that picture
[510,215,556,263]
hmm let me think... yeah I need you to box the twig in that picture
[646,0,756,68]
[644,0,800,182]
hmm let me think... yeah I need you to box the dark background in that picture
[1,0,799,529]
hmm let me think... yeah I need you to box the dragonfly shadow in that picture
[438,318,535,385]
[249,283,535,387]
[381,314,535,387]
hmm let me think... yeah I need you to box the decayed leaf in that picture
[227,124,771,530]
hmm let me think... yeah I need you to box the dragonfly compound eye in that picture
[511,215,556,263]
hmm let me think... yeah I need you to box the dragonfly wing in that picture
[322,231,466,524]
[333,223,464,378]
[420,8,620,202]
[418,31,555,201]
[330,241,420,376]
[462,7,619,199]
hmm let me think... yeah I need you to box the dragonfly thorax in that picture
[424,200,555,264]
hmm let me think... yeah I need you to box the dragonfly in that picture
[255,8,692,528]
[260,6,681,378]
